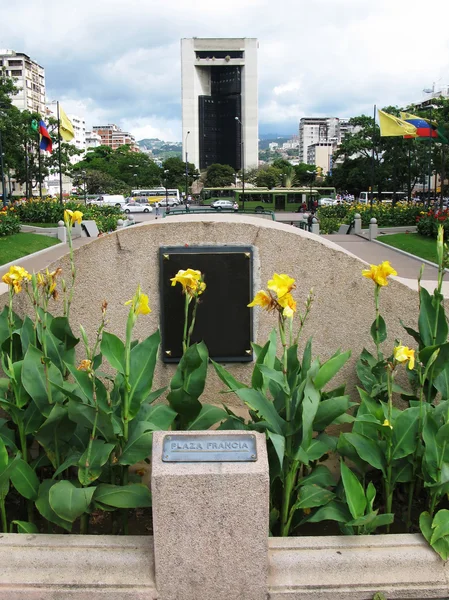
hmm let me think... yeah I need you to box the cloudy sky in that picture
[2,0,449,141]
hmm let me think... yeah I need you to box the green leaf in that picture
[267,431,285,470]
[65,364,95,404]
[78,440,114,485]
[11,520,39,534]
[340,460,366,520]
[35,480,72,531]
[370,314,387,345]
[430,509,449,545]
[49,480,96,522]
[140,403,177,430]
[52,451,82,479]
[434,365,449,400]
[418,287,448,347]
[23,400,44,435]
[313,396,351,431]
[294,484,335,509]
[392,407,420,460]
[211,360,247,392]
[251,330,277,392]
[93,483,152,508]
[420,511,449,561]
[187,404,228,430]
[22,345,65,416]
[436,423,449,447]
[300,465,335,488]
[235,388,285,435]
[128,330,160,419]
[419,343,449,378]
[118,422,155,466]
[50,317,79,350]
[302,338,312,375]
[301,377,321,450]
[20,316,36,356]
[258,365,290,394]
[67,400,116,443]
[0,437,8,472]
[10,458,39,500]
[100,332,125,373]
[343,432,386,475]
[313,350,351,390]
[306,500,352,524]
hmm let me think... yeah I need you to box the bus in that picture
[201,187,336,211]
[358,191,407,204]
[131,188,181,204]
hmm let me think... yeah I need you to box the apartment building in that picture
[299,117,356,168]
[92,124,139,152]
[0,49,45,114]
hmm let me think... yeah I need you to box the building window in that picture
[8,60,23,67]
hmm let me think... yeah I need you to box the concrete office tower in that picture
[0,50,45,114]
[181,38,258,172]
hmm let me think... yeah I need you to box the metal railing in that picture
[163,208,276,220]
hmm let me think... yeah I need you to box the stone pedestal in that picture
[152,430,269,600]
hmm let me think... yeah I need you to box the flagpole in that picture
[370,104,376,209]
[407,140,412,204]
[37,130,42,199]
[440,146,445,212]
[57,101,63,205]
[0,130,6,207]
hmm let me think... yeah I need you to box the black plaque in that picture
[160,246,253,363]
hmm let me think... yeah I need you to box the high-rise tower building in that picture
[181,38,258,172]
[0,49,45,114]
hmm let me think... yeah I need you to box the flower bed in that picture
[416,208,449,238]
[0,206,20,236]
[318,202,422,228]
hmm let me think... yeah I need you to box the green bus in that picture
[201,187,336,211]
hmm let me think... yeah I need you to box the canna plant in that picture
[212,273,354,536]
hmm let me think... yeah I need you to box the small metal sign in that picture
[162,434,257,463]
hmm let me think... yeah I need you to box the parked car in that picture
[155,198,181,207]
[211,200,235,210]
[88,195,127,207]
[122,202,153,214]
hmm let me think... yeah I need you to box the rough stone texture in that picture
[0,215,423,406]
[151,429,269,600]
[0,534,156,599]
[268,534,449,599]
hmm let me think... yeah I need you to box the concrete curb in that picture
[373,238,449,273]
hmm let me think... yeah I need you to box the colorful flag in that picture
[58,105,75,141]
[400,112,438,138]
[378,110,417,137]
[39,120,53,153]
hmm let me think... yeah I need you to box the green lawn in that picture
[378,233,438,263]
[22,222,59,228]
[0,233,61,266]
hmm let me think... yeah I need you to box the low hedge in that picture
[0,207,21,236]
[318,202,422,228]
[13,199,121,233]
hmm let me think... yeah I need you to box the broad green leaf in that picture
[301,378,320,450]
[420,511,449,561]
[67,400,116,443]
[49,480,95,522]
[23,400,44,435]
[20,316,36,356]
[300,465,335,488]
[258,365,290,394]
[436,423,449,447]
[100,332,125,373]
[287,344,300,390]
[340,460,366,520]
[418,287,448,347]
[78,440,114,485]
[307,436,335,461]
[93,483,152,508]
[313,350,351,390]
[50,317,79,350]
[11,520,39,534]
[434,365,449,400]
[22,345,64,416]
[0,437,8,472]
[366,481,376,510]
[235,388,285,435]
[370,315,387,345]
[211,360,247,392]
[343,432,386,475]
[140,403,177,430]
[419,343,449,378]
[128,330,160,418]
[356,360,377,394]
[65,364,95,404]
[267,431,285,470]
[313,396,351,431]
[430,509,449,545]
[118,422,155,465]
[301,337,313,375]
[10,458,39,500]
[392,407,420,460]
[35,480,72,531]
[187,404,228,430]
[294,484,335,509]
[53,451,82,479]
[306,500,352,524]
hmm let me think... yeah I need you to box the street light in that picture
[164,169,169,205]
[81,170,87,204]
[235,117,244,211]
[0,130,6,207]
[420,104,438,207]
[306,170,317,211]
[185,131,190,202]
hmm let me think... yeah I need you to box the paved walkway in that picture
[323,234,449,297]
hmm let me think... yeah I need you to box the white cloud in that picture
[3,0,449,140]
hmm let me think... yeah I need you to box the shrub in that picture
[318,216,341,234]
[416,209,449,238]
[0,206,21,236]
[318,202,422,228]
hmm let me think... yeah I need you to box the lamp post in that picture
[0,130,6,207]
[164,169,169,205]
[81,170,87,204]
[420,103,437,207]
[185,131,190,203]
[235,117,244,211]
[306,170,317,211]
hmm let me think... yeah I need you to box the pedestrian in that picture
[307,211,315,232]
[233,201,238,212]
[155,204,160,219]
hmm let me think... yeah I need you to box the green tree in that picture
[72,169,129,195]
[204,163,235,187]
[254,165,282,189]
[293,163,317,185]
[162,156,197,191]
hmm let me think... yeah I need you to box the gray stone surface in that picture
[0,534,157,599]
[152,429,269,600]
[268,534,449,599]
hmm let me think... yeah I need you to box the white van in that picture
[88,195,126,207]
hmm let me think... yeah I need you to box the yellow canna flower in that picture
[248,290,273,310]
[170,269,206,297]
[362,261,397,287]
[393,345,415,370]
[278,292,297,318]
[382,419,393,430]
[125,285,152,316]
[2,265,32,294]
[77,359,92,371]
[267,273,296,298]
[64,209,83,225]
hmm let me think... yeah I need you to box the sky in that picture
[2,0,449,142]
